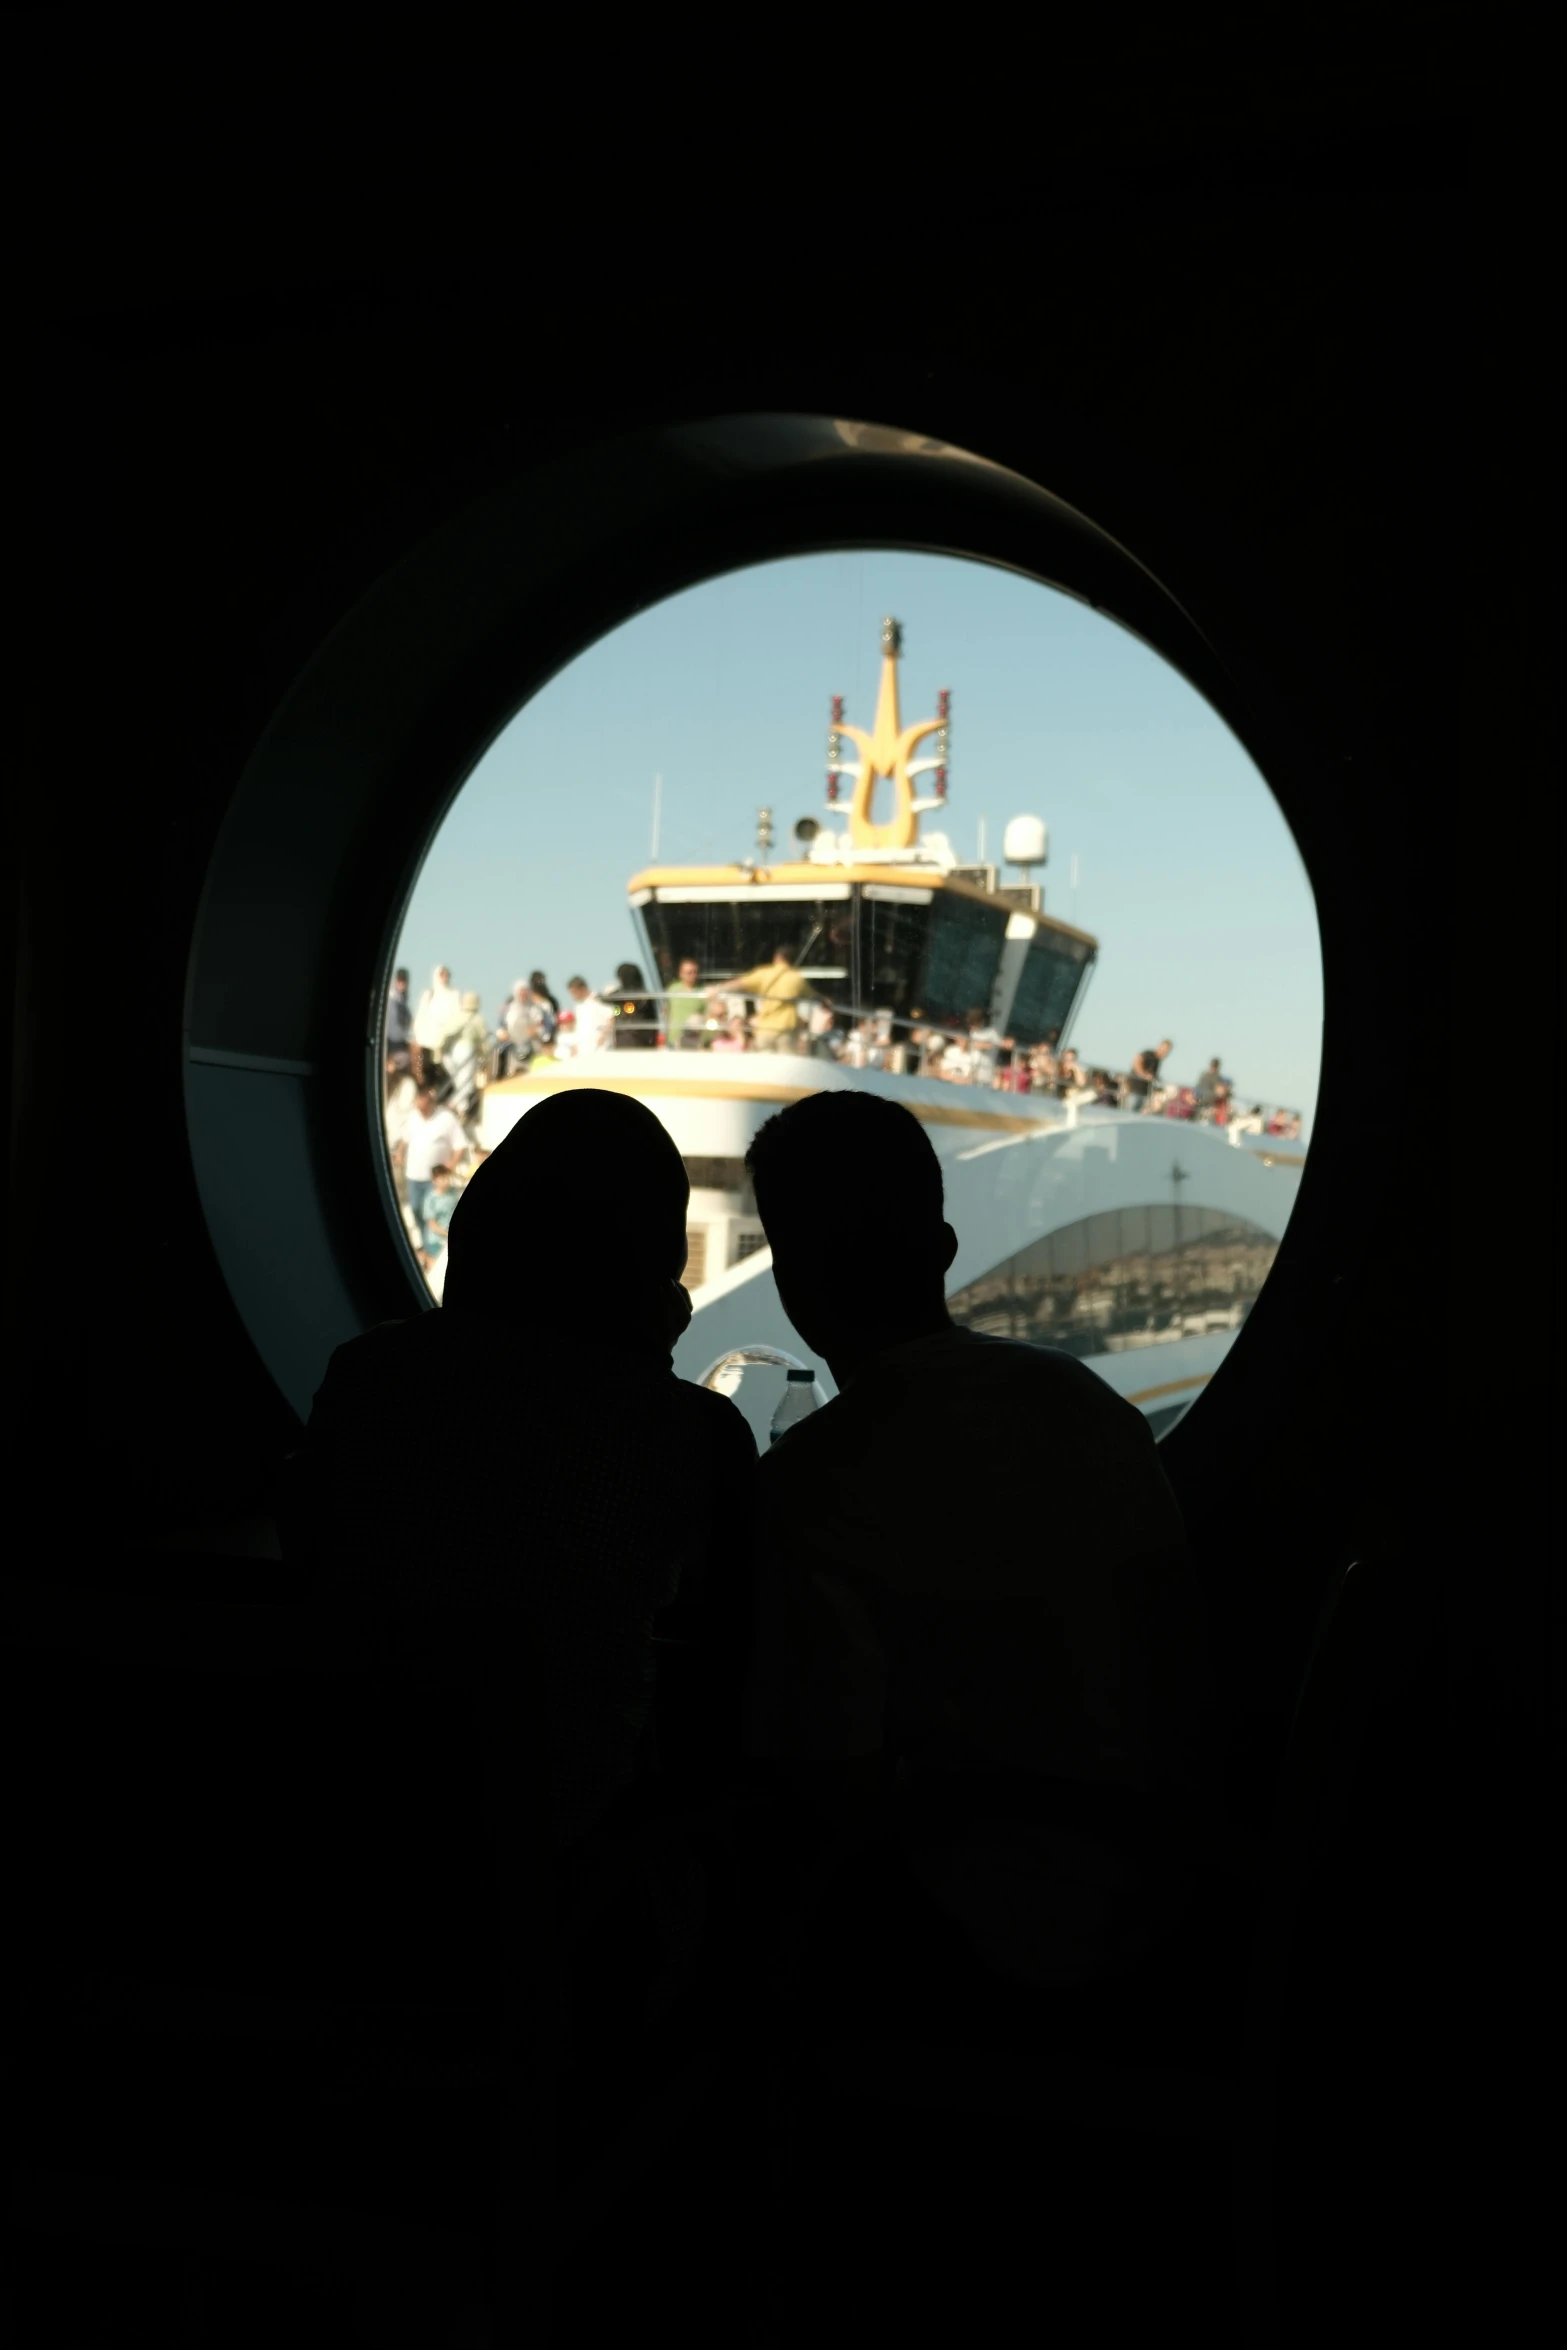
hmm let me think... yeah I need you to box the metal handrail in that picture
[469,989,1303,1129]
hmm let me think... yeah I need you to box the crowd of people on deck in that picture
[382,954,1304,1281]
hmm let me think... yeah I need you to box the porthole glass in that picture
[383,551,1319,1442]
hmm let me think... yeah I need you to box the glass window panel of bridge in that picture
[385,550,1320,1446]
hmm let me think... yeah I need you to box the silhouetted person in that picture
[733,1091,1215,2017]
[282,1088,758,1870]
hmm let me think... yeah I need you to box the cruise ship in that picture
[479,619,1304,1445]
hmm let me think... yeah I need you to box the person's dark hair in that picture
[746,1093,943,1250]
[443,1087,688,1330]
[773,945,793,965]
[430,1163,452,1178]
[615,962,647,992]
[966,1007,986,1026]
[394,967,409,985]
[567,975,588,991]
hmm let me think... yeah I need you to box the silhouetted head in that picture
[679,957,699,984]
[414,1086,435,1115]
[442,1087,690,1350]
[773,945,793,967]
[746,1093,956,1373]
[393,968,409,991]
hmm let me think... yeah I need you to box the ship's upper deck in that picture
[625,617,1098,1048]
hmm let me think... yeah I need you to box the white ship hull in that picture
[481,1053,1303,1443]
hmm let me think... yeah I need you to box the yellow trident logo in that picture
[834,618,948,850]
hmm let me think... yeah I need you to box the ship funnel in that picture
[1004,815,1049,870]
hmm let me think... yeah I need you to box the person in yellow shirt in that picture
[727,945,816,1053]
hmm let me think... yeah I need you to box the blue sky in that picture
[395,550,1322,1134]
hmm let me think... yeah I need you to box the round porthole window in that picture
[183,416,1320,1441]
[381,544,1318,1446]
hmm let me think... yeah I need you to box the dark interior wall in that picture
[7,36,1557,2339]
[10,42,1554,1783]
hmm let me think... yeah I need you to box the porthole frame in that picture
[184,413,1321,1422]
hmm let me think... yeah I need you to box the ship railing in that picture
[528,990,1305,1136]
[640,988,1120,1098]
[649,986,1017,1075]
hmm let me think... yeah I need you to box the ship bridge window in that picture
[642,897,854,991]
[1007,928,1094,1047]
[860,886,1013,1029]
[919,890,1010,1025]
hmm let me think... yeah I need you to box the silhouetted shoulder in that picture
[756,1389,843,1470]
[310,1316,435,1400]
[991,1334,1152,1411]
[802,1327,1159,1467]
[674,1377,760,1462]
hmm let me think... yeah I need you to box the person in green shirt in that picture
[664,956,713,1050]
[728,945,816,1053]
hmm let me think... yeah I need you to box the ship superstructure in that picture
[479,619,1303,1446]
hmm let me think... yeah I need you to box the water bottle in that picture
[769,1366,822,1447]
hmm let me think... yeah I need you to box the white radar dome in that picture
[1004,815,1049,868]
